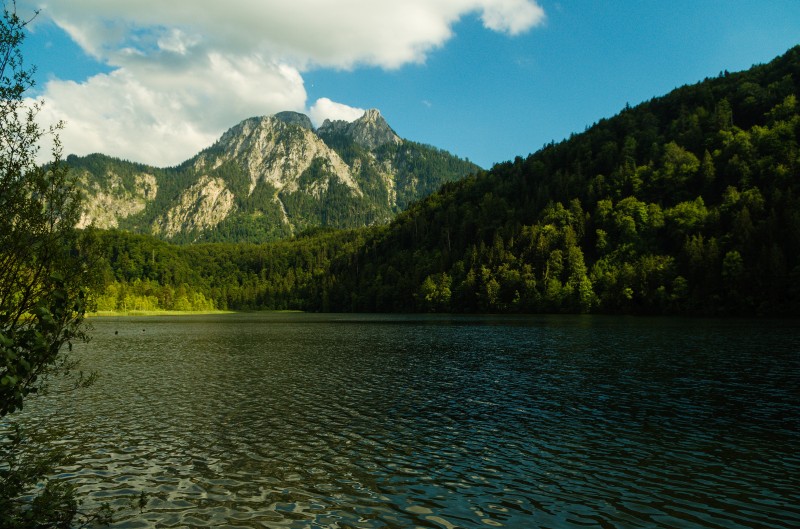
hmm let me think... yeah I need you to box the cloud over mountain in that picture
[22,0,545,166]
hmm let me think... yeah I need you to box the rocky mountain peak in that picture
[360,108,384,124]
[216,116,269,145]
[204,112,356,196]
[72,106,479,243]
[216,112,311,145]
[274,111,314,131]
[318,108,402,150]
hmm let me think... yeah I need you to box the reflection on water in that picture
[10,314,800,528]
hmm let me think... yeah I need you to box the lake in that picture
[10,313,800,528]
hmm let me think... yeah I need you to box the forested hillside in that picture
[88,228,361,312]
[90,46,800,316]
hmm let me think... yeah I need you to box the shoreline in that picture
[86,310,237,317]
[85,309,306,317]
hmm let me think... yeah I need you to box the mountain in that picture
[72,109,479,243]
[317,108,402,149]
[319,45,800,315]
[91,46,800,316]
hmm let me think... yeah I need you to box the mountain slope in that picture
[72,109,479,243]
[318,45,800,315]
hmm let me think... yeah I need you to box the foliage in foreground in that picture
[0,3,103,527]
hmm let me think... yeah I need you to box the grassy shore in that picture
[87,310,236,317]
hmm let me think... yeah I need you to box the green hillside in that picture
[90,46,800,316]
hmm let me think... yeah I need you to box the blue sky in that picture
[21,1,800,168]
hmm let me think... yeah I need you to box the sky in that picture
[17,0,800,169]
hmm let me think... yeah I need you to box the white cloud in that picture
[309,98,365,127]
[481,0,546,35]
[157,28,198,56]
[20,0,545,166]
[34,55,307,165]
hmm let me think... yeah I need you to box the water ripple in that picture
[8,314,800,528]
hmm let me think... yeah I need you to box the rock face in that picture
[273,111,314,131]
[76,170,157,229]
[318,108,402,150]
[199,115,358,195]
[73,109,480,243]
[153,176,235,237]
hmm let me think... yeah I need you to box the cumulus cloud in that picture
[36,58,306,165]
[20,0,545,166]
[481,0,546,35]
[309,98,366,127]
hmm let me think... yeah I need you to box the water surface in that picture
[13,313,800,528]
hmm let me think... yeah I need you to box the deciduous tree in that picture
[0,2,104,526]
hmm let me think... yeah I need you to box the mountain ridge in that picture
[73,109,480,243]
[318,108,402,150]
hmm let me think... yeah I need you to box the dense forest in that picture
[89,46,800,316]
